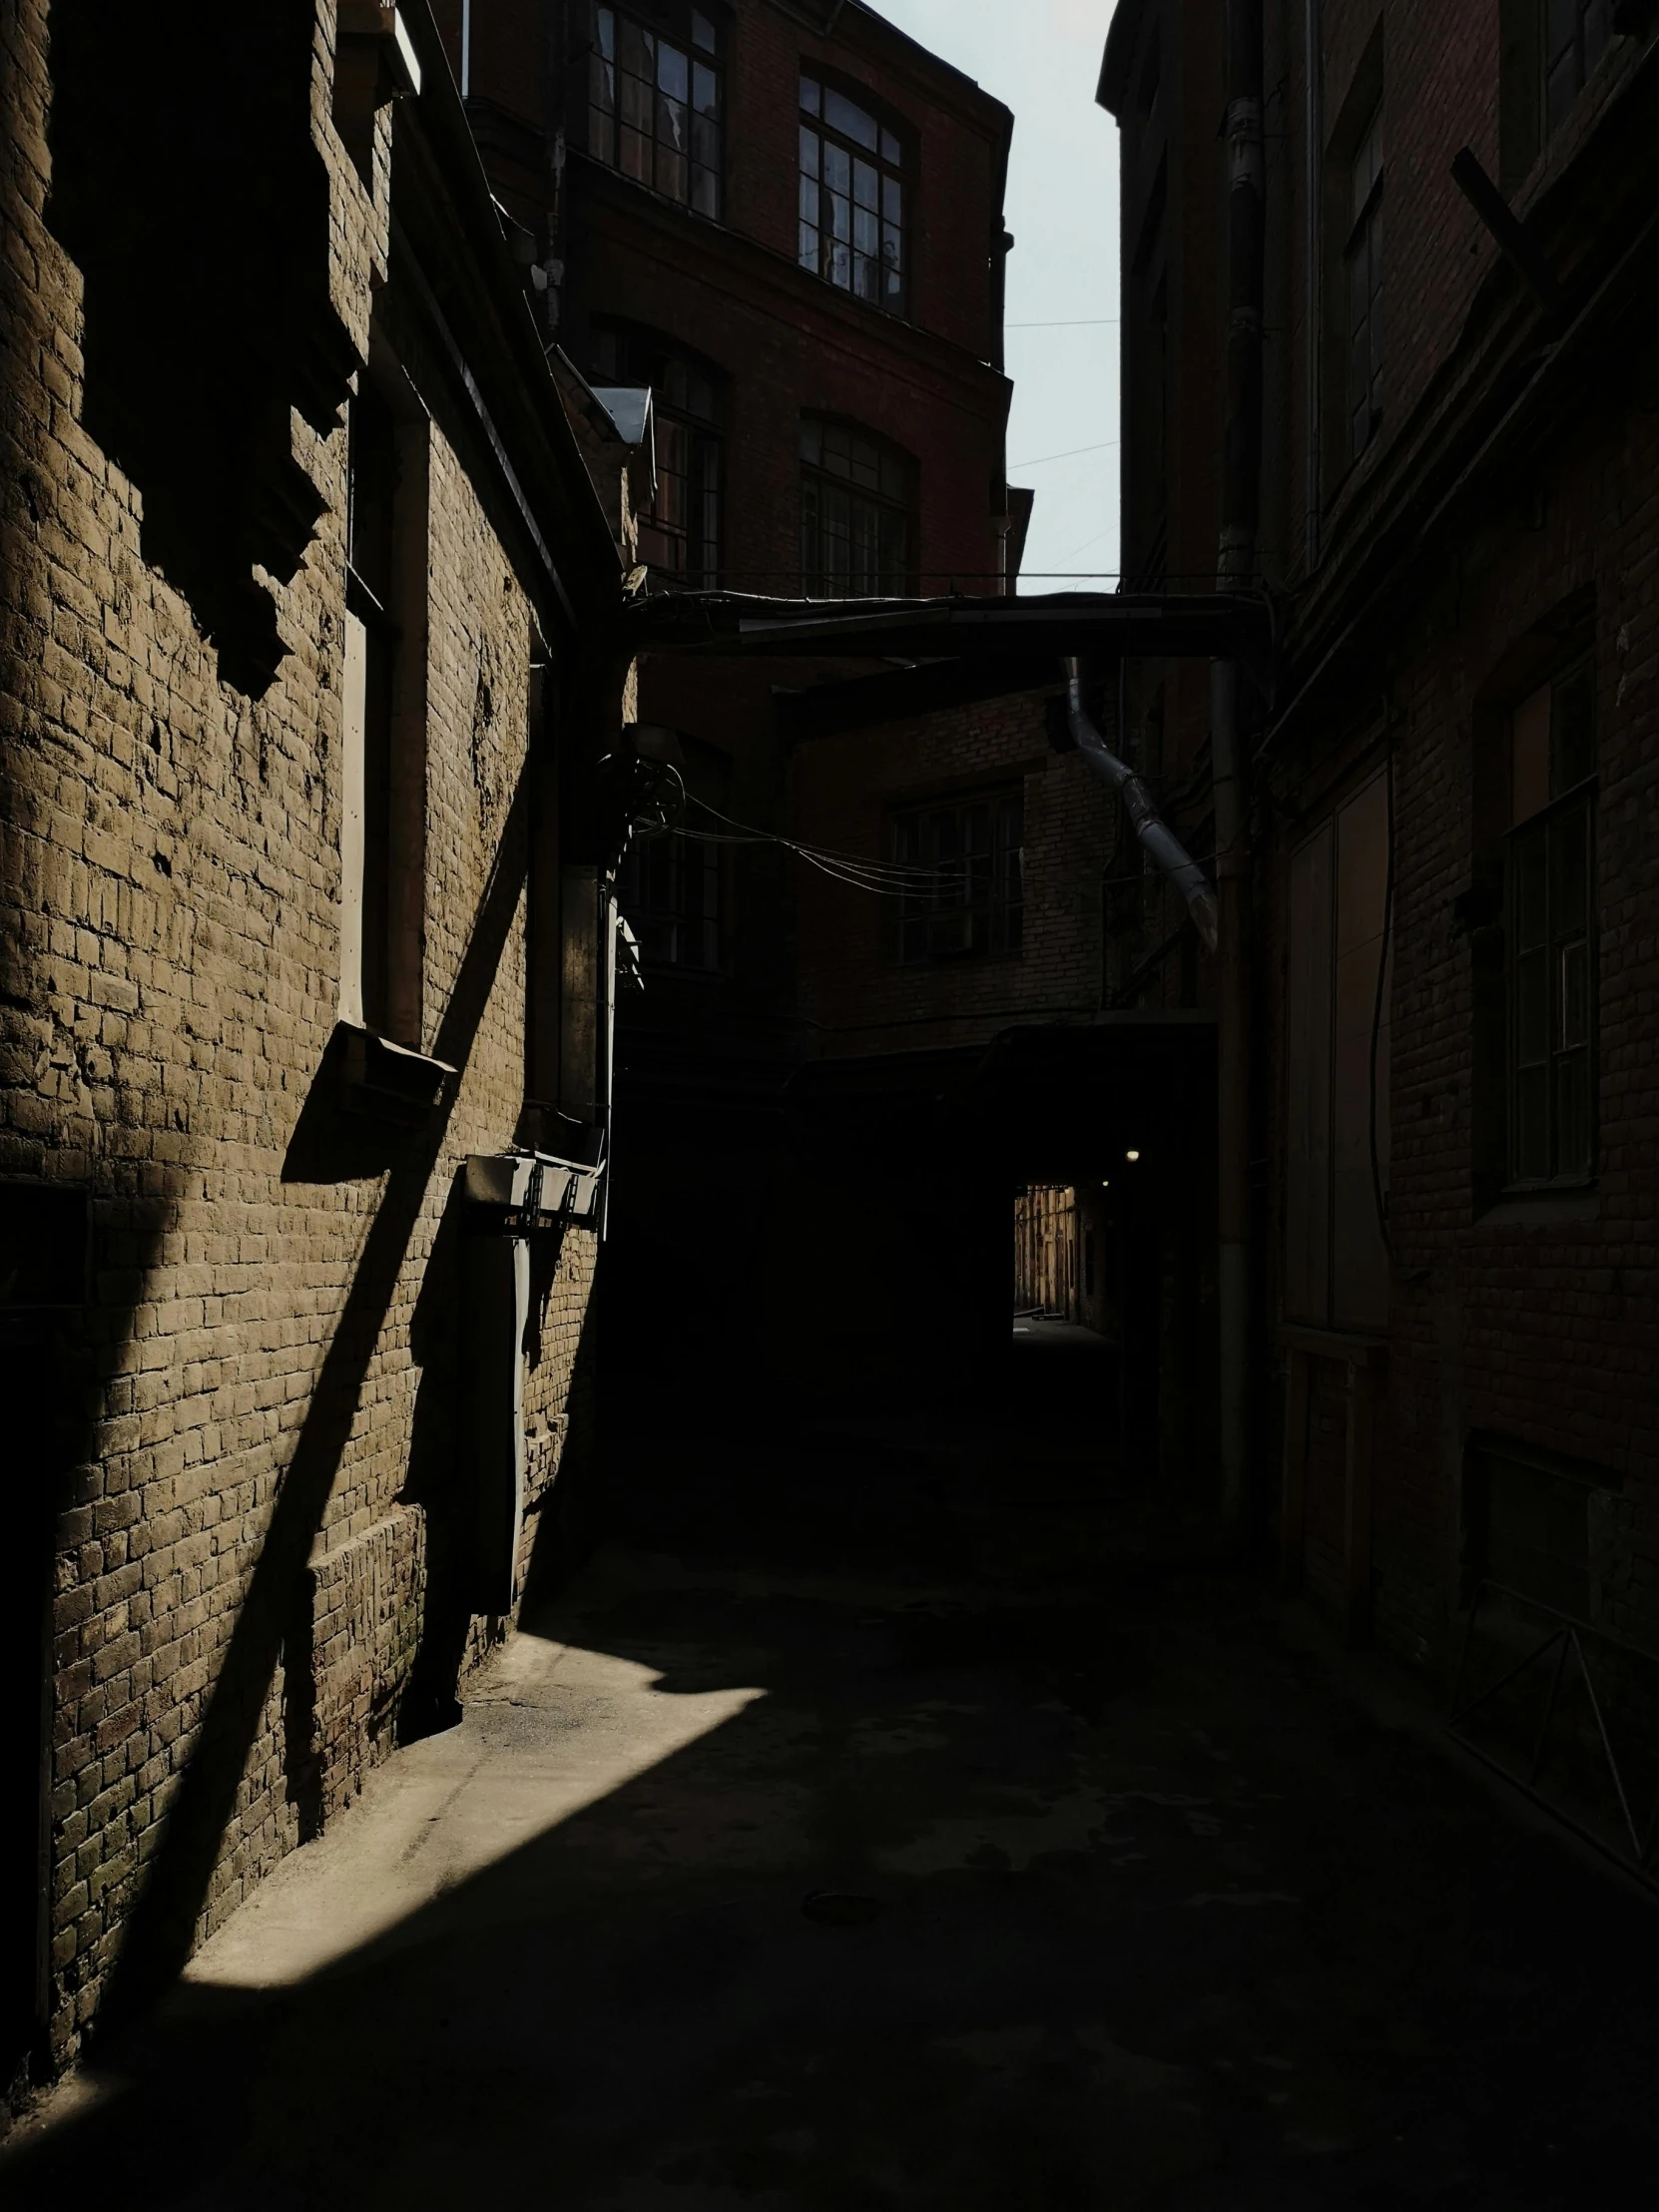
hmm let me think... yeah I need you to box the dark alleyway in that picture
[6,1329,1658,2209]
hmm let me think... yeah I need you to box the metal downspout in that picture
[1304,0,1323,573]
[1217,0,1265,1537]
[1065,661,1218,953]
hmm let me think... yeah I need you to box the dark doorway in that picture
[1,1329,57,2099]
[0,1182,85,2100]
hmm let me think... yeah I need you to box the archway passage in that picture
[598,1013,1218,1583]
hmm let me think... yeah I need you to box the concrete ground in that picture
[7,1324,1659,2207]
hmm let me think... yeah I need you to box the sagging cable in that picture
[1064,658,1219,954]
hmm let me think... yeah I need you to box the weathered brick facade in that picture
[0,0,622,2093]
[436,0,1125,1411]
[796,696,1109,1055]
[1103,0,1659,1697]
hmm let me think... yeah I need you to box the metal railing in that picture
[1448,1578,1659,1892]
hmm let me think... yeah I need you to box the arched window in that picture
[799,417,915,597]
[591,323,723,587]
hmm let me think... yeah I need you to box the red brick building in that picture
[1102,0,1659,1722]
[0,0,628,2093]
[441,1,1177,1407]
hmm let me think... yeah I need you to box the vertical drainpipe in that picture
[1304,0,1323,573]
[1215,0,1265,1536]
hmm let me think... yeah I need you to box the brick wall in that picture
[1108,0,1659,1671]
[795,695,1110,1056]
[0,0,608,2071]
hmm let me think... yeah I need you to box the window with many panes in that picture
[588,5,722,220]
[591,324,722,586]
[800,418,913,597]
[892,792,1024,963]
[1345,100,1383,462]
[1544,0,1614,138]
[799,73,906,314]
[617,736,727,971]
[1506,661,1597,1184]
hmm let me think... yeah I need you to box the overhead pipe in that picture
[1064,660,1218,954]
[1216,0,1265,1538]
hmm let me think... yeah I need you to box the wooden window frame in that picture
[591,323,723,588]
[799,70,909,317]
[616,736,728,974]
[1504,658,1598,1190]
[588,2,723,222]
[800,416,916,598]
[889,787,1025,965]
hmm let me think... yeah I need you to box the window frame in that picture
[615,736,729,975]
[798,69,910,317]
[590,323,724,589]
[587,2,723,223]
[1543,0,1614,143]
[1503,659,1599,1191]
[1343,99,1383,465]
[888,787,1025,966]
[799,415,916,599]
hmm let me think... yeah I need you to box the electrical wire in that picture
[663,794,1005,905]
[684,795,957,885]
[1006,439,1122,469]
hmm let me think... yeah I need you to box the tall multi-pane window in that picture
[589,5,722,220]
[591,325,722,586]
[617,736,727,971]
[1544,0,1613,137]
[1345,101,1383,461]
[799,74,906,314]
[1507,662,1597,1184]
[800,418,913,597]
[892,793,1024,963]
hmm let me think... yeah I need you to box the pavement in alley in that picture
[7,1322,1659,2208]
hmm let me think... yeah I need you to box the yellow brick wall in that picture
[0,0,605,2064]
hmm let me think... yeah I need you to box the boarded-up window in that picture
[1284,769,1391,1328]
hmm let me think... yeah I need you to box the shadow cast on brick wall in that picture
[99,765,532,2025]
[45,3,355,694]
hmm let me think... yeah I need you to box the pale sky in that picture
[869,0,1122,590]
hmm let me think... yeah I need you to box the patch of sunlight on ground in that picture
[183,1634,767,1990]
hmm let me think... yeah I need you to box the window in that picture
[588,4,722,220]
[1463,1434,1621,1619]
[1544,0,1614,137]
[616,737,727,970]
[1344,101,1383,462]
[892,792,1024,963]
[1500,0,1615,186]
[800,418,914,597]
[1284,768,1392,1329]
[799,73,906,314]
[591,324,722,585]
[342,370,428,1046]
[1506,662,1596,1184]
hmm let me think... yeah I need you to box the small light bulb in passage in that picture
[1126,1149,1141,1163]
